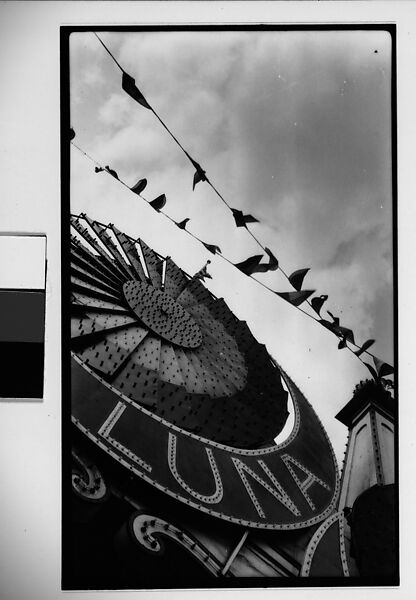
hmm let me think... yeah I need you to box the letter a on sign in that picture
[281,454,330,511]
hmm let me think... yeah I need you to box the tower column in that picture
[336,379,395,511]
[334,380,396,579]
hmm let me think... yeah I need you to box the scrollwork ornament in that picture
[129,512,223,576]
[72,447,108,502]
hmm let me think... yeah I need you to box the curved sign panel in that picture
[72,354,339,530]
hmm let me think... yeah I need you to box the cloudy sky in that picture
[69,29,393,464]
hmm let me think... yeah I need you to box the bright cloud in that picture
[69,30,394,463]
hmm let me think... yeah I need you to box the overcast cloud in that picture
[70,29,393,463]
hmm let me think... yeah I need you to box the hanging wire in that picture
[73,33,393,373]
[93,32,124,73]
[92,33,316,290]
[70,140,378,372]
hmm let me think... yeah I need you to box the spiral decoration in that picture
[70,213,289,448]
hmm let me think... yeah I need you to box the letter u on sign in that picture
[168,433,223,504]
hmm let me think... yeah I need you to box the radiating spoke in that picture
[128,335,162,372]
[111,225,147,282]
[71,310,137,340]
[71,275,121,302]
[183,349,231,397]
[158,343,185,387]
[71,237,123,286]
[71,263,120,296]
[71,291,128,313]
[73,323,151,377]
[88,219,136,280]
[71,216,128,282]
[190,340,244,395]
[162,258,189,299]
[173,347,203,394]
[139,240,163,288]
[112,360,159,408]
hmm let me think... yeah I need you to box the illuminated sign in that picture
[72,355,339,529]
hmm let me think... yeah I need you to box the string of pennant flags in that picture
[68,33,394,382]
[70,140,393,384]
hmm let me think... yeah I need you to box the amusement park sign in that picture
[72,355,339,530]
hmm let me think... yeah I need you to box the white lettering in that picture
[232,457,300,518]
[98,401,152,472]
[281,453,330,511]
[168,433,223,504]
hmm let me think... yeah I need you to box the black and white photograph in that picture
[64,26,396,588]
[5,2,416,599]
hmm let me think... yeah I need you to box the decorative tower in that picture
[335,379,396,579]
[336,379,395,510]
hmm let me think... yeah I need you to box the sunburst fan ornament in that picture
[70,213,289,448]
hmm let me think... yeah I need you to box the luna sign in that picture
[72,354,339,530]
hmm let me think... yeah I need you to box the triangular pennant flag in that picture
[194,260,212,281]
[288,268,310,291]
[354,339,375,357]
[264,247,279,271]
[202,241,221,255]
[275,290,315,307]
[105,165,119,180]
[373,356,394,378]
[176,218,190,230]
[364,361,379,381]
[338,334,348,350]
[185,152,206,179]
[337,325,355,345]
[95,166,104,173]
[70,127,75,141]
[253,248,279,273]
[327,310,340,327]
[231,208,259,228]
[234,254,264,276]
[149,194,166,212]
[319,318,354,344]
[192,162,207,190]
[319,319,336,334]
[255,248,279,273]
[122,71,151,110]
[131,178,147,195]
[311,294,328,316]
